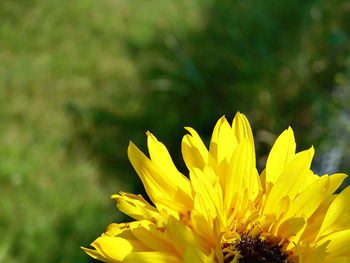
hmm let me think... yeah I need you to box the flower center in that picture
[222,235,291,263]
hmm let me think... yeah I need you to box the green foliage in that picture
[0,0,349,262]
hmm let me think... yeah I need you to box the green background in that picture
[0,0,349,262]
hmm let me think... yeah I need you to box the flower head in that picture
[83,112,350,262]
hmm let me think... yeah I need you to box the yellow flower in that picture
[82,112,350,263]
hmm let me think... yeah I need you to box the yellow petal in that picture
[184,246,215,263]
[123,251,181,263]
[166,216,211,257]
[277,217,305,240]
[191,167,223,222]
[191,210,215,246]
[166,216,197,256]
[303,170,321,186]
[231,112,254,150]
[91,236,132,262]
[112,192,161,221]
[128,141,191,214]
[323,229,350,258]
[276,195,290,219]
[224,139,258,212]
[260,168,267,192]
[104,221,159,253]
[318,185,350,239]
[81,247,109,262]
[147,132,192,198]
[103,222,134,238]
[298,195,336,243]
[181,127,209,171]
[266,127,296,184]
[285,173,346,221]
[264,147,314,215]
[104,221,155,241]
[296,241,328,263]
[190,167,224,243]
[209,116,236,168]
[131,222,177,255]
[326,257,350,263]
[151,196,191,216]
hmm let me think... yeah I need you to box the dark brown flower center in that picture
[222,235,292,263]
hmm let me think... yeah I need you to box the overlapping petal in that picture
[84,112,349,263]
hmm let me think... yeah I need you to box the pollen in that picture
[222,234,291,263]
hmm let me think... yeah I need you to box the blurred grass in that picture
[0,1,136,262]
[0,0,349,262]
[0,1,206,262]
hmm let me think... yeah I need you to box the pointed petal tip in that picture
[127,140,143,163]
[146,130,157,139]
[234,111,243,118]
[184,126,197,135]
[127,141,134,154]
[308,145,315,155]
[146,131,158,142]
[234,111,248,119]
[146,131,162,146]
[127,141,135,156]
[219,115,227,121]
[214,115,230,128]
[287,126,294,133]
[341,173,349,180]
[81,247,99,259]
[128,140,134,148]
[110,194,119,199]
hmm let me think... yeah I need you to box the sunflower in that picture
[82,112,350,263]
